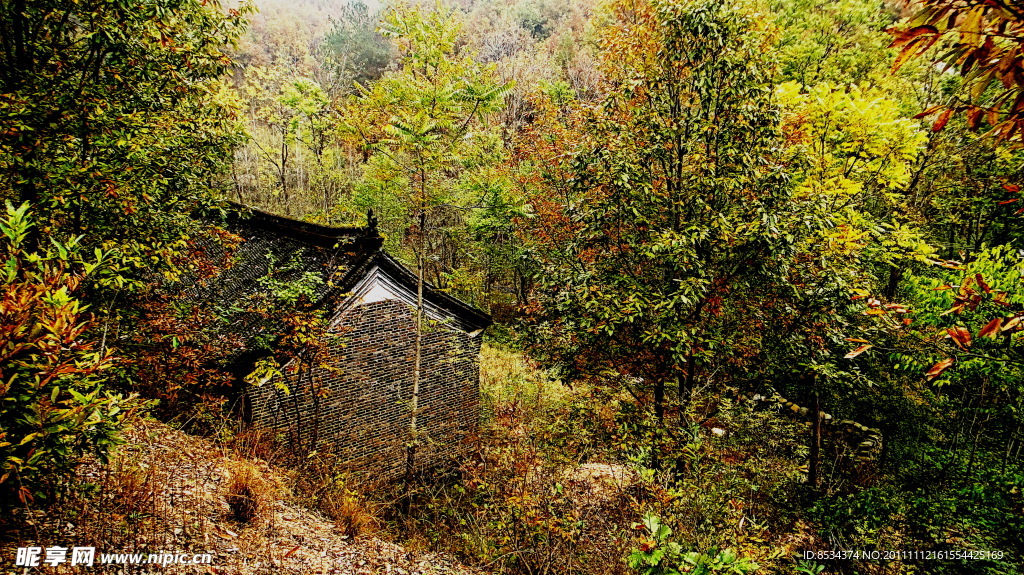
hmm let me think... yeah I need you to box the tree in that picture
[776,79,933,299]
[907,119,1024,258]
[520,0,794,470]
[0,0,250,283]
[772,0,900,88]
[0,0,249,503]
[349,3,511,474]
[319,0,395,97]
[238,66,334,215]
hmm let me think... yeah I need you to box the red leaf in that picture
[988,107,1001,126]
[976,273,990,293]
[1004,183,1020,192]
[844,344,872,359]
[933,108,954,132]
[892,37,928,72]
[967,106,985,129]
[946,326,972,350]
[926,357,955,380]
[889,25,940,49]
[908,24,939,38]
[978,317,1002,338]
[969,293,983,311]
[998,199,1019,204]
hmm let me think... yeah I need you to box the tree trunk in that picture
[883,266,901,300]
[652,379,665,471]
[1001,423,1017,476]
[809,390,822,489]
[406,208,426,485]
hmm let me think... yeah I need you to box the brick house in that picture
[183,206,490,472]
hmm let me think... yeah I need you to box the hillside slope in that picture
[2,418,478,575]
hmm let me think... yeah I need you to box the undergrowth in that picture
[11,343,1010,575]
[382,343,814,575]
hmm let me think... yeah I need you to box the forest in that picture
[1,0,1023,573]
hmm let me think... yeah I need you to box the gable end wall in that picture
[247,299,481,475]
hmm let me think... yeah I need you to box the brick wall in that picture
[248,299,481,475]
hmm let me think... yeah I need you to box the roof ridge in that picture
[227,202,379,248]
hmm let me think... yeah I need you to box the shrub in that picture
[0,202,145,508]
[627,513,759,575]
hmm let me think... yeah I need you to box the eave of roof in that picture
[367,252,493,332]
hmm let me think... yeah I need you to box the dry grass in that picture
[286,454,386,538]
[323,487,379,538]
[218,415,387,538]
[225,460,275,524]
[227,426,292,463]
[49,436,185,553]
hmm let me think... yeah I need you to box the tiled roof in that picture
[176,204,490,372]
